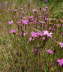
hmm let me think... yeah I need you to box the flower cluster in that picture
[31,30,52,38]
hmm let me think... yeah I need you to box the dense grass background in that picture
[0,0,63,18]
[0,0,63,72]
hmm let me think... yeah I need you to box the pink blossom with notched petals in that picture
[59,42,63,48]
[57,58,63,66]
[8,20,14,24]
[46,49,54,54]
[31,32,38,37]
[43,30,53,38]
[29,37,33,41]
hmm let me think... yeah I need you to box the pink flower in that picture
[31,31,43,38]
[43,30,53,38]
[22,19,29,24]
[8,20,14,24]
[46,49,54,54]
[9,29,16,33]
[59,42,63,48]
[57,58,63,66]
[30,30,52,39]
[29,37,33,41]
[31,32,38,37]
[37,32,43,36]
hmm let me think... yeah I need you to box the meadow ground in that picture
[0,0,63,72]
